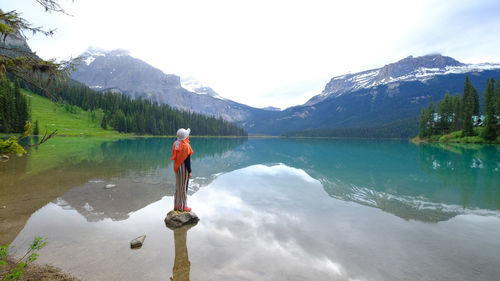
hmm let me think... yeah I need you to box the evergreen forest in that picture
[0,76,29,134]
[418,76,500,142]
[1,74,247,136]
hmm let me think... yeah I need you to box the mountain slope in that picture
[306,54,499,105]
[71,50,500,137]
[24,88,125,136]
[244,55,500,136]
[72,48,264,122]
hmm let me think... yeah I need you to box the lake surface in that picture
[1,137,499,280]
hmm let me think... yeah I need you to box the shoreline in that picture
[410,136,500,145]
[3,133,499,144]
[1,259,82,281]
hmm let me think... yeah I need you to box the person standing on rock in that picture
[171,128,194,212]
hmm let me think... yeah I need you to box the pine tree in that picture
[436,92,454,133]
[428,97,435,136]
[14,80,29,132]
[496,80,500,118]
[451,95,462,131]
[462,76,476,136]
[33,120,40,135]
[482,78,497,141]
[101,115,107,130]
[419,97,435,138]
[472,86,480,116]
[0,78,6,132]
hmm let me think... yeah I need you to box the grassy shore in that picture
[411,127,500,144]
[25,90,131,137]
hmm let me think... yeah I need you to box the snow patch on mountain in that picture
[306,55,500,106]
[81,47,129,65]
[180,77,226,100]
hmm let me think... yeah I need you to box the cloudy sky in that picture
[2,0,500,109]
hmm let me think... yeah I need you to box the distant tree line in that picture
[419,76,500,141]
[18,79,247,136]
[282,117,419,139]
[0,75,29,133]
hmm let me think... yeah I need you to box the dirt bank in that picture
[1,259,82,281]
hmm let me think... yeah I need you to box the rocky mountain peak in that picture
[261,106,281,111]
[71,47,262,123]
[72,47,181,95]
[107,49,130,56]
[375,54,464,80]
[305,54,498,106]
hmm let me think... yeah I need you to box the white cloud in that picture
[3,0,500,108]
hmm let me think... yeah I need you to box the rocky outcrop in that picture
[164,210,199,229]
[0,30,32,56]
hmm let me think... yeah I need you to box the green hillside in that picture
[26,89,128,137]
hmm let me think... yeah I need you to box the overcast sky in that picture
[2,0,500,109]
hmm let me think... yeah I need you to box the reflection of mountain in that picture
[0,137,247,242]
[3,136,498,244]
[203,139,500,222]
[55,138,248,222]
[0,142,127,244]
[83,138,498,223]
[58,175,172,222]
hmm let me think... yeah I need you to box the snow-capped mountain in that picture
[261,106,281,111]
[73,47,181,97]
[70,49,500,137]
[306,54,500,105]
[180,77,225,100]
[71,47,264,122]
[80,46,118,67]
[242,54,500,136]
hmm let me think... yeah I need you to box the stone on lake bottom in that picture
[0,155,9,162]
[104,184,116,189]
[164,210,199,229]
[130,235,146,249]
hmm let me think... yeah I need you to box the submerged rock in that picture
[0,155,9,162]
[130,235,146,249]
[104,184,116,189]
[164,210,199,229]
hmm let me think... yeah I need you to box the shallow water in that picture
[1,137,500,280]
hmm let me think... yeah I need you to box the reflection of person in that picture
[171,128,194,212]
[170,227,192,281]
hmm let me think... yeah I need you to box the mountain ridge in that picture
[242,54,500,136]
[70,48,500,137]
[306,54,500,106]
[71,47,265,122]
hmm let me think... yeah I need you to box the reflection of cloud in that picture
[188,164,500,281]
[11,163,500,281]
[189,164,352,280]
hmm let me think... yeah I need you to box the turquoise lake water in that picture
[1,137,499,280]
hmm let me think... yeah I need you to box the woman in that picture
[171,128,194,211]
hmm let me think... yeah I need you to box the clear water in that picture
[1,137,499,280]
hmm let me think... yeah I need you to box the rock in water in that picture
[104,184,116,189]
[164,210,199,229]
[130,235,146,249]
[0,155,9,162]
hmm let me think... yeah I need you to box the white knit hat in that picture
[176,128,191,140]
